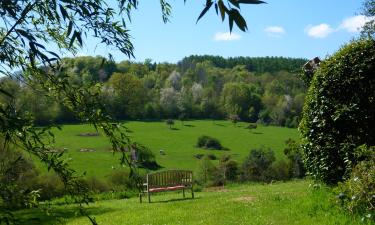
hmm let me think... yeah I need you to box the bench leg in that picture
[191,187,194,199]
[148,192,151,203]
[139,193,142,203]
[183,188,185,198]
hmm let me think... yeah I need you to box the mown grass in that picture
[16,180,371,225]
[40,120,298,178]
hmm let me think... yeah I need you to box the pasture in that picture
[44,120,299,178]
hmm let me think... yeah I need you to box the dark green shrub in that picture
[196,156,217,186]
[194,153,204,159]
[300,39,375,184]
[336,145,374,220]
[246,123,257,130]
[206,154,217,160]
[241,147,276,182]
[218,155,239,182]
[266,160,291,181]
[196,135,223,150]
[131,143,161,170]
[107,169,137,190]
[165,119,174,129]
[34,174,65,200]
[85,177,111,193]
[0,144,40,209]
[283,139,305,178]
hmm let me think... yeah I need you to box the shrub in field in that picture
[241,147,276,182]
[218,155,239,182]
[107,169,137,190]
[300,39,375,184]
[0,144,40,209]
[165,119,175,129]
[266,160,291,181]
[206,154,217,160]
[284,139,305,179]
[196,156,217,186]
[196,135,223,150]
[34,174,65,200]
[337,145,375,220]
[246,123,257,130]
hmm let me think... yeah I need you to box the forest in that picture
[0,55,307,128]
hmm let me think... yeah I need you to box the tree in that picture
[360,0,375,39]
[106,73,146,119]
[300,39,375,184]
[0,0,264,223]
[165,119,175,129]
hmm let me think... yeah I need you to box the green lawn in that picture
[44,120,298,178]
[17,180,370,225]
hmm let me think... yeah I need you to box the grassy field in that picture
[17,180,370,225]
[42,120,298,178]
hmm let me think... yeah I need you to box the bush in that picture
[196,156,217,186]
[193,154,204,159]
[300,39,375,184]
[196,135,223,150]
[165,119,174,129]
[266,160,291,181]
[206,154,217,160]
[336,145,374,220]
[284,139,305,179]
[34,174,65,200]
[246,123,257,130]
[241,147,276,182]
[107,169,137,190]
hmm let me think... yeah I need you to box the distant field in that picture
[40,120,299,178]
[17,180,369,225]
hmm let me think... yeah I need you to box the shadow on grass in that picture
[15,206,116,225]
[252,132,263,134]
[214,123,226,127]
[149,197,199,204]
[169,128,180,130]
[183,124,195,127]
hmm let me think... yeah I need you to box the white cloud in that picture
[306,23,334,38]
[265,26,286,37]
[214,32,241,41]
[339,15,374,33]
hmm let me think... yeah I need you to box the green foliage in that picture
[337,146,375,220]
[165,119,175,129]
[196,156,217,185]
[197,135,224,150]
[284,139,305,178]
[360,0,375,39]
[241,147,276,182]
[300,39,375,184]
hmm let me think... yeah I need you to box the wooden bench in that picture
[139,170,194,203]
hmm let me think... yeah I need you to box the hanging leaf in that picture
[238,0,266,4]
[196,0,213,23]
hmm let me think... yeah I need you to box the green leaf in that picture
[218,0,227,21]
[67,21,73,37]
[229,9,248,32]
[196,0,213,23]
[59,4,69,20]
[229,0,240,8]
[238,0,266,4]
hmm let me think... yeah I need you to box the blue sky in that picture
[77,0,370,63]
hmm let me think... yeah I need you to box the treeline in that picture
[0,55,307,127]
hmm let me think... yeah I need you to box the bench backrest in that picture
[146,170,193,188]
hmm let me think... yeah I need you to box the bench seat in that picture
[140,170,194,203]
